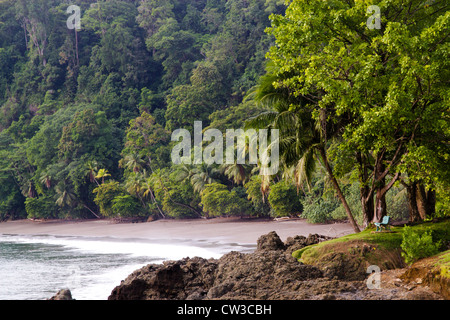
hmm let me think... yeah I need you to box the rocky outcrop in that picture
[49,289,74,300]
[108,232,446,300]
[109,232,326,300]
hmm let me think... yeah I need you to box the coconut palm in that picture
[55,182,77,208]
[85,160,99,185]
[245,68,361,232]
[119,152,146,173]
[124,171,148,206]
[189,164,220,195]
[20,180,36,198]
[170,164,193,184]
[220,162,253,186]
[40,171,52,189]
[95,169,111,184]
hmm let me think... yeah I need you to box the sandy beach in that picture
[0,218,354,246]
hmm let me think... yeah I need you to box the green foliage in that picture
[120,112,170,171]
[111,195,143,218]
[0,0,447,223]
[302,197,340,224]
[93,181,125,218]
[267,180,302,217]
[244,175,271,217]
[401,226,441,265]
[201,183,252,217]
[265,0,449,226]
[25,196,58,220]
[330,183,363,224]
[435,187,450,218]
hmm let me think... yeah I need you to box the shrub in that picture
[25,196,58,219]
[111,195,143,217]
[401,226,441,264]
[93,181,125,217]
[201,183,252,217]
[244,175,270,217]
[302,197,340,223]
[161,181,201,219]
[267,180,302,217]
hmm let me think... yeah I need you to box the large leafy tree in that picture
[265,0,449,225]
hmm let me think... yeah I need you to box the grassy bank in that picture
[292,219,450,281]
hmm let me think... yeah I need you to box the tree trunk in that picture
[356,152,374,228]
[416,184,436,220]
[361,190,374,228]
[426,189,436,218]
[373,160,386,223]
[74,28,79,67]
[82,204,101,219]
[372,159,400,223]
[406,182,421,222]
[319,147,360,233]
[374,186,387,223]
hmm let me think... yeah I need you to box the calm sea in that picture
[0,234,253,300]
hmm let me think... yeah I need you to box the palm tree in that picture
[189,164,220,195]
[55,181,101,218]
[143,172,166,219]
[220,162,253,186]
[55,182,76,208]
[246,68,361,232]
[119,153,145,173]
[40,171,52,189]
[173,164,194,183]
[95,169,111,184]
[20,180,36,198]
[85,160,99,186]
[124,171,147,206]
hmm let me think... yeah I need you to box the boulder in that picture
[49,289,73,300]
[109,232,324,300]
[256,231,286,251]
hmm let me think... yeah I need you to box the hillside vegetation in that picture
[0,0,448,227]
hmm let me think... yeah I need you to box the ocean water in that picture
[0,234,254,300]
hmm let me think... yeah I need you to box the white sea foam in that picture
[0,234,226,260]
[0,234,254,300]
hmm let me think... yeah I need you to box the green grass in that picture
[293,219,450,264]
[436,251,450,279]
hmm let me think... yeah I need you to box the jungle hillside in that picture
[0,0,448,231]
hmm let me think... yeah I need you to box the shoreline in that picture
[0,218,355,246]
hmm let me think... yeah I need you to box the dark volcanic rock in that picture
[109,257,217,300]
[108,231,445,300]
[284,234,334,254]
[256,231,286,251]
[109,231,325,300]
[49,289,73,300]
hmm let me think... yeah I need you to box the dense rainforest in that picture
[0,0,448,230]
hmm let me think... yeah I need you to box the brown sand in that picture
[0,218,354,245]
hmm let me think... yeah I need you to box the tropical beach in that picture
[0,218,354,245]
[0,0,448,306]
[0,217,353,300]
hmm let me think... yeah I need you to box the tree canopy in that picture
[0,0,447,228]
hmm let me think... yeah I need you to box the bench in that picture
[375,216,391,232]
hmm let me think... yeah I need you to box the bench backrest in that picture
[382,216,390,224]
